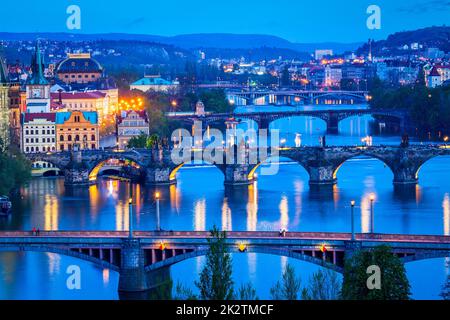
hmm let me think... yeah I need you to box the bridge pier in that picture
[118,238,170,293]
[64,168,91,186]
[145,167,176,186]
[224,164,256,186]
[326,113,339,134]
[308,166,337,186]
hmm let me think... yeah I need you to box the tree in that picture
[0,148,31,195]
[199,89,231,113]
[280,66,290,87]
[341,245,411,300]
[237,282,258,300]
[270,264,302,300]
[301,269,341,300]
[441,275,450,300]
[195,226,234,300]
[127,133,148,149]
[173,282,198,300]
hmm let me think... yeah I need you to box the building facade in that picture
[21,113,56,154]
[56,53,103,84]
[0,58,9,149]
[116,110,149,149]
[56,111,99,151]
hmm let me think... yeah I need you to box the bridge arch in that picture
[413,155,450,183]
[168,160,226,183]
[0,245,120,272]
[144,247,343,273]
[332,153,396,182]
[88,155,146,182]
[247,155,310,182]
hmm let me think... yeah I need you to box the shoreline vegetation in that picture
[369,77,450,140]
[0,142,31,196]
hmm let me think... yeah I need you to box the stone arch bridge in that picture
[168,108,410,133]
[0,231,449,293]
[26,145,450,187]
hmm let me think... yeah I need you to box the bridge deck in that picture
[0,231,449,244]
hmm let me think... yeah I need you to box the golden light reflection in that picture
[115,200,129,231]
[89,184,99,212]
[102,269,110,286]
[360,193,372,233]
[46,252,61,276]
[279,195,289,230]
[221,199,232,231]
[444,193,449,236]
[246,183,258,231]
[194,199,206,231]
[44,194,59,231]
[292,180,303,227]
[170,184,181,213]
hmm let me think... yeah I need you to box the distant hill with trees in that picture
[358,26,450,55]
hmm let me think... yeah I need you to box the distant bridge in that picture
[168,108,410,133]
[25,145,450,187]
[226,90,369,106]
[0,230,449,292]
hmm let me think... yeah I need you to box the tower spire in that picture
[28,40,48,85]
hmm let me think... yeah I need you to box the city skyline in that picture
[0,0,449,43]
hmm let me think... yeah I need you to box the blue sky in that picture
[1,0,449,42]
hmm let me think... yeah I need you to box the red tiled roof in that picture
[117,110,148,124]
[50,91,106,100]
[22,112,56,123]
[429,67,441,77]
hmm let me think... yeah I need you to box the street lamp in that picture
[128,196,133,238]
[155,191,161,231]
[350,200,355,241]
[370,194,375,234]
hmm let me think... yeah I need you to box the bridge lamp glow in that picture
[320,244,328,253]
[444,136,449,142]
[159,241,167,251]
[128,197,133,204]
[351,200,355,207]
[237,242,247,252]
[370,194,375,202]
[155,192,161,200]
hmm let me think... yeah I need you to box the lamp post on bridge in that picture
[155,191,161,231]
[128,188,133,239]
[351,200,355,241]
[370,194,375,234]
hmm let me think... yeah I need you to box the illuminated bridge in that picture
[26,145,450,187]
[0,231,449,292]
[225,90,369,106]
[168,108,410,133]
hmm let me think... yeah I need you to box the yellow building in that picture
[55,111,99,151]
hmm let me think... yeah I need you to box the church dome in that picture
[56,53,103,74]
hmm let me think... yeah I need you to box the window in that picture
[91,144,96,150]
[91,135,96,141]
[60,145,64,151]
[75,135,80,141]
[68,135,72,142]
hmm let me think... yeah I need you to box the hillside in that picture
[358,26,450,55]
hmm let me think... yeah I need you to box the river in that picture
[0,104,449,300]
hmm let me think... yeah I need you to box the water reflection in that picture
[2,109,450,300]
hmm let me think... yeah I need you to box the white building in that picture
[116,110,149,150]
[21,113,56,153]
[130,75,179,93]
[315,49,333,60]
